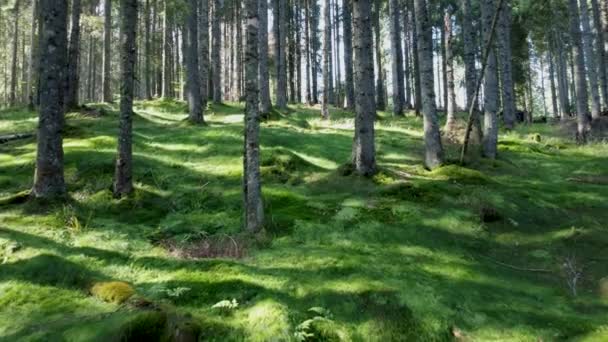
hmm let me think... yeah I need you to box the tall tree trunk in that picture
[590,0,608,111]
[481,0,499,159]
[276,0,288,108]
[114,0,138,197]
[497,0,515,129]
[311,2,319,104]
[388,0,404,116]
[343,0,355,110]
[32,0,68,199]
[288,0,296,104]
[162,0,172,98]
[461,0,477,113]
[403,6,412,109]
[144,0,152,99]
[373,0,385,111]
[26,0,38,108]
[244,0,264,232]
[65,0,82,109]
[540,54,548,118]
[103,0,112,102]
[186,0,203,123]
[556,31,570,118]
[212,0,222,102]
[295,2,302,103]
[579,0,601,119]
[549,51,559,118]
[258,0,271,113]
[410,1,421,115]
[444,7,456,131]
[414,0,443,168]
[440,17,447,112]
[322,0,331,119]
[569,0,590,142]
[9,0,20,107]
[305,0,312,104]
[352,0,376,176]
[333,0,341,107]
[199,0,209,104]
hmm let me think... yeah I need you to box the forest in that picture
[0,0,607,340]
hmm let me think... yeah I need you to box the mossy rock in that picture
[430,165,490,185]
[91,281,136,304]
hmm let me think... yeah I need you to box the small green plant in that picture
[212,298,239,315]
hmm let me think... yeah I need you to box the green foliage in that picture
[90,281,135,304]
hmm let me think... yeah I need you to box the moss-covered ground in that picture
[0,101,607,341]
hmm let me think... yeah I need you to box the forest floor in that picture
[0,100,607,341]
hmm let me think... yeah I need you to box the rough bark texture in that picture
[9,0,20,106]
[103,0,112,102]
[414,0,443,169]
[32,0,68,199]
[410,0,421,115]
[548,51,559,118]
[373,0,385,111]
[590,0,608,111]
[556,31,570,118]
[352,0,376,176]
[186,0,203,123]
[343,0,355,110]
[26,0,38,108]
[322,0,332,119]
[569,0,590,142]
[144,0,152,100]
[461,0,477,112]
[113,0,138,197]
[65,0,82,109]
[244,0,264,233]
[403,7,412,109]
[212,0,222,103]
[199,0,209,103]
[579,0,601,119]
[305,0,312,104]
[388,0,404,116]
[162,0,172,98]
[276,0,288,109]
[258,0,271,114]
[481,0,499,159]
[497,0,515,129]
[444,8,456,131]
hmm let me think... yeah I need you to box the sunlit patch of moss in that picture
[430,164,490,184]
[241,300,291,341]
[91,281,135,304]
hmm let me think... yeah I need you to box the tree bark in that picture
[199,0,209,103]
[481,0,499,159]
[26,0,38,108]
[162,0,173,98]
[461,0,477,114]
[244,0,264,232]
[388,0,404,116]
[103,0,112,102]
[410,0,421,116]
[579,0,601,119]
[590,0,607,111]
[556,31,570,118]
[497,0,515,129]
[65,0,82,109]
[32,0,68,199]
[276,0,288,109]
[569,0,590,142]
[114,0,138,197]
[373,0,385,111]
[144,0,152,100]
[444,7,456,131]
[9,0,20,107]
[343,0,355,110]
[414,0,443,169]
[322,0,331,119]
[352,0,376,176]
[305,0,312,104]
[185,0,203,123]
[548,51,559,118]
[259,0,271,113]
[212,0,222,102]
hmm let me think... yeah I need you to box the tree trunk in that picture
[373,0,385,111]
[548,51,559,118]
[258,0,271,113]
[26,0,38,108]
[32,0,68,199]
[311,2,319,104]
[244,0,264,233]
[352,0,376,176]
[569,0,590,142]
[388,0,404,116]
[9,0,20,107]
[461,0,477,114]
[579,0,601,119]
[185,0,203,123]
[305,0,312,104]
[65,0,82,109]
[444,8,456,131]
[497,0,515,129]
[276,0,288,109]
[322,0,331,119]
[414,0,443,168]
[343,0,355,110]
[590,0,608,111]
[295,2,302,103]
[212,0,222,102]
[481,0,499,159]
[199,0,209,104]
[114,0,138,197]
[333,0,341,107]
[410,0,421,116]
[403,7,412,109]
[556,31,570,118]
[144,0,152,100]
[162,0,173,98]
[103,0,112,102]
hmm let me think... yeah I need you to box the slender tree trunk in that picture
[236,3,243,100]
[244,0,264,232]
[162,0,173,98]
[288,0,296,104]
[579,0,601,119]
[185,0,203,123]
[388,0,404,116]
[569,0,590,142]
[276,0,288,108]
[403,7,412,109]
[410,0,421,116]
[440,18,447,112]
[373,0,385,111]
[32,0,68,199]
[114,0,138,197]
[305,0,312,104]
[461,0,477,115]
[102,0,112,102]
[481,0,499,159]
[322,0,331,119]
[556,31,570,118]
[311,2,319,104]
[497,0,516,129]
[9,0,20,107]
[352,0,376,176]
[549,51,559,118]
[444,8,456,131]
[414,0,443,168]
[540,55,548,118]
[26,0,38,108]
[199,0,209,104]
[295,2,302,103]
[590,0,607,111]
[212,0,222,102]
[333,0,341,107]
[343,0,355,110]
[144,0,152,99]
[65,0,82,109]
[258,0,271,113]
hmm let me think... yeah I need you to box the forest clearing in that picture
[1,0,608,340]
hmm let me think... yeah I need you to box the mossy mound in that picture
[119,310,168,341]
[301,317,347,342]
[430,165,490,185]
[379,182,439,203]
[261,148,312,184]
[91,281,136,304]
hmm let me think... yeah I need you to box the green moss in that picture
[119,310,168,341]
[91,281,136,304]
[430,164,490,184]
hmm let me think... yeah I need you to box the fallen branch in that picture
[0,132,35,144]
